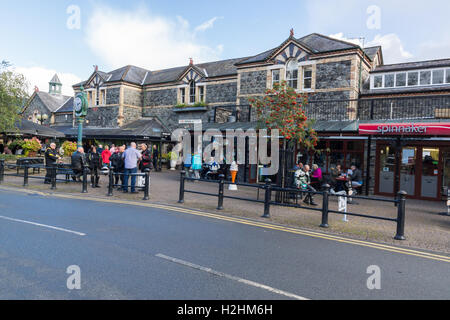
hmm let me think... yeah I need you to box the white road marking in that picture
[155,253,309,300]
[0,215,86,236]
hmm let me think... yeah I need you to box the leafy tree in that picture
[248,80,318,150]
[0,60,29,133]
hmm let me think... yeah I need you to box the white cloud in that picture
[366,34,413,64]
[85,6,224,71]
[328,33,364,46]
[194,17,222,33]
[12,66,81,96]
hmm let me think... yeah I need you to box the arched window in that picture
[286,59,298,89]
[189,81,196,104]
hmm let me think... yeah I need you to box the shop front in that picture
[360,122,450,200]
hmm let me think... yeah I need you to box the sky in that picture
[1,0,449,96]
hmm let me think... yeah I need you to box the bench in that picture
[16,158,44,174]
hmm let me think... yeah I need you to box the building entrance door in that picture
[378,145,395,194]
[399,147,417,196]
[421,148,440,198]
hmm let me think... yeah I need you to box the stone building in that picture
[22,74,74,127]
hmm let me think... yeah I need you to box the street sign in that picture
[179,119,202,125]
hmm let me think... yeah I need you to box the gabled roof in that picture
[236,33,361,66]
[54,97,74,113]
[74,65,151,88]
[33,91,72,113]
[144,57,245,85]
[363,46,382,62]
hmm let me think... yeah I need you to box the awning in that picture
[359,121,450,136]
[4,119,65,138]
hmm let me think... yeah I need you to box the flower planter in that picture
[170,160,177,170]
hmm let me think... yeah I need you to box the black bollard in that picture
[143,169,150,201]
[0,159,4,183]
[51,166,57,190]
[320,184,330,228]
[217,174,225,210]
[262,179,272,218]
[394,191,407,240]
[107,166,114,197]
[23,161,29,187]
[178,170,186,204]
[82,165,88,193]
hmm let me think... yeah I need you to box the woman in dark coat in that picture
[88,146,102,188]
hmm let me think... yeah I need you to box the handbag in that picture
[137,175,146,187]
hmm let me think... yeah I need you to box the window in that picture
[432,70,444,84]
[407,72,418,86]
[100,89,106,105]
[180,88,186,104]
[385,74,395,87]
[396,73,406,87]
[286,59,298,89]
[95,88,100,106]
[446,69,450,83]
[272,70,280,87]
[420,70,431,85]
[374,75,383,88]
[303,67,312,90]
[189,81,196,104]
[199,86,205,102]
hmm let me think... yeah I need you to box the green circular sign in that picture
[74,91,88,117]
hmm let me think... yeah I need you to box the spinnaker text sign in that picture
[359,123,450,136]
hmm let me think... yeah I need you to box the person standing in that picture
[122,142,142,193]
[109,144,116,154]
[44,143,61,184]
[110,145,125,189]
[97,144,104,155]
[184,152,192,178]
[191,152,202,179]
[88,146,102,188]
[101,145,112,167]
[152,145,159,171]
[139,144,153,172]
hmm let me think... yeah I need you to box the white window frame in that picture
[189,81,196,105]
[272,69,281,88]
[302,66,313,91]
[285,59,299,90]
[371,67,450,90]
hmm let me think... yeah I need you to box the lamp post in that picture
[36,113,48,125]
[73,86,88,148]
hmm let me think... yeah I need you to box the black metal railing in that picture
[177,170,407,240]
[0,159,150,200]
[212,95,450,123]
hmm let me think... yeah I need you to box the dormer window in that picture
[286,59,298,89]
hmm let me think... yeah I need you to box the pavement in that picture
[1,167,449,254]
[0,188,449,300]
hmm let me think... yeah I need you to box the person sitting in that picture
[330,164,343,192]
[299,165,318,206]
[349,164,363,193]
[71,147,85,182]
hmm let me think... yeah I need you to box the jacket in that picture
[350,168,363,184]
[71,151,85,170]
[87,151,102,169]
[192,154,202,170]
[110,152,124,172]
[140,149,153,171]
[45,148,59,166]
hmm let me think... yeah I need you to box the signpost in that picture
[73,86,88,148]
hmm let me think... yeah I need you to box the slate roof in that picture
[35,92,72,113]
[371,58,450,73]
[236,33,361,66]
[54,97,74,113]
[61,118,168,139]
[5,119,65,138]
[363,46,381,61]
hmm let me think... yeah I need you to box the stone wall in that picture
[86,106,120,128]
[315,61,352,89]
[106,88,121,105]
[123,87,142,106]
[239,71,267,95]
[54,113,73,125]
[144,88,178,107]
[23,96,51,125]
[205,82,237,104]
[122,106,142,125]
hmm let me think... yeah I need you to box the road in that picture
[0,188,449,300]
